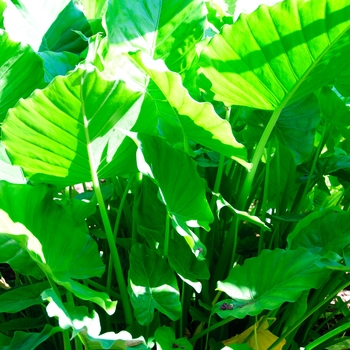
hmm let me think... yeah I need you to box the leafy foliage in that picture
[1,0,350,349]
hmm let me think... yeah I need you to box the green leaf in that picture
[41,288,101,337]
[0,318,43,332]
[81,0,107,19]
[79,328,145,350]
[133,176,167,249]
[199,0,350,110]
[38,51,80,82]
[318,87,350,137]
[0,30,44,122]
[0,0,5,29]
[0,142,25,184]
[136,134,213,253]
[4,0,91,53]
[155,326,192,350]
[129,51,250,169]
[214,192,270,231]
[335,67,350,97]
[242,94,320,164]
[0,281,48,313]
[2,67,143,187]
[128,244,181,325]
[0,325,62,350]
[214,248,327,319]
[168,234,210,293]
[287,208,350,257]
[0,182,116,314]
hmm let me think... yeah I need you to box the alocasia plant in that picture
[1,0,350,349]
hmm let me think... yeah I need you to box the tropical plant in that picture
[1,0,350,349]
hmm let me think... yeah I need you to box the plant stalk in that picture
[82,111,133,325]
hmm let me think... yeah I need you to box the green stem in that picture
[305,321,350,350]
[46,275,72,350]
[82,113,133,325]
[297,122,328,213]
[238,107,283,210]
[259,145,272,254]
[209,107,231,212]
[190,316,235,344]
[267,279,350,350]
[106,175,135,298]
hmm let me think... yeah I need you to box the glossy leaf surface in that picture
[215,248,327,318]
[2,68,142,187]
[199,0,350,110]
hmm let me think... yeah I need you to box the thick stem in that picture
[237,107,283,210]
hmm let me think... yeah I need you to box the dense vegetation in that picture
[1,0,350,349]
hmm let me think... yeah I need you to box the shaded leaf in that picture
[0,325,62,350]
[38,51,80,82]
[0,182,116,313]
[0,281,48,313]
[287,208,350,257]
[128,244,181,325]
[168,234,210,293]
[155,326,192,350]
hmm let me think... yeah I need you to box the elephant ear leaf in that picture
[199,0,350,110]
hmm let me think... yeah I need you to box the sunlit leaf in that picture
[214,248,327,318]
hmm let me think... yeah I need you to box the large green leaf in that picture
[2,67,142,187]
[199,0,350,110]
[129,51,250,168]
[0,30,44,122]
[137,133,213,254]
[287,208,350,257]
[214,248,327,319]
[4,0,91,53]
[0,182,116,314]
[128,243,181,325]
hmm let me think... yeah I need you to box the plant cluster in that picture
[1,0,350,349]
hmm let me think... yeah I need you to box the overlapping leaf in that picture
[2,67,143,187]
[199,0,350,110]
[0,181,116,313]
[136,133,213,254]
[130,51,250,168]
[287,208,350,257]
[0,31,44,122]
[4,0,91,53]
